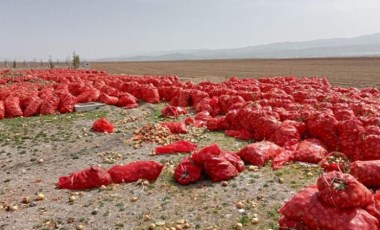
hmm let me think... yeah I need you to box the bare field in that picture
[91,57,380,88]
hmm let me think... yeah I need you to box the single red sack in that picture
[279,186,379,230]
[192,144,221,165]
[191,144,244,177]
[108,161,164,183]
[237,141,283,167]
[117,93,138,109]
[23,96,42,117]
[184,117,206,127]
[317,171,372,208]
[350,160,380,187]
[98,93,119,105]
[320,152,350,173]
[206,116,228,131]
[224,129,253,140]
[366,192,380,222]
[273,122,300,147]
[155,140,197,155]
[357,135,380,161]
[0,101,4,119]
[92,117,115,133]
[161,122,187,134]
[278,216,311,230]
[58,93,77,113]
[194,111,212,121]
[307,113,338,151]
[174,157,202,185]
[203,156,239,182]
[272,149,294,170]
[4,96,23,118]
[221,151,245,172]
[58,166,112,190]
[161,105,187,117]
[292,138,327,164]
[140,85,160,103]
[40,94,60,115]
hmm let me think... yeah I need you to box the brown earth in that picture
[91,57,380,88]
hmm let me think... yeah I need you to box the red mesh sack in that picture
[279,186,379,230]
[350,160,380,187]
[224,129,253,140]
[253,116,280,141]
[237,141,283,167]
[178,89,192,107]
[203,156,239,182]
[192,144,221,165]
[278,216,310,230]
[58,166,112,190]
[58,93,77,114]
[224,110,240,130]
[161,122,187,134]
[191,90,209,106]
[221,151,245,172]
[23,96,42,117]
[117,93,138,109]
[282,120,307,138]
[174,157,202,185]
[320,151,350,173]
[292,138,327,164]
[169,96,179,106]
[155,140,197,155]
[76,88,100,103]
[4,96,23,118]
[356,135,380,161]
[194,111,212,121]
[98,93,119,105]
[273,122,300,147]
[307,113,339,151]
[0,101,4,119]
[207,116,228,131]
[365,126,380,136]
[68,82,85,96]
[337,119,365,160]
[92,117,115,133]
[220,95,245,113]
[40,94,60,115]
[272,149,295,170]
[101,85,119,97]
[161,105,187,117]
[366,192,380,221]
[184,117,206,127]
[140,85,160,103]
[108,161,164,183]
[317,171,372,208]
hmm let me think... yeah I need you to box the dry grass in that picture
[91,57,380,88]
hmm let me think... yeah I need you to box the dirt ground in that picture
[0,102,321,230]
[91,57,380,88]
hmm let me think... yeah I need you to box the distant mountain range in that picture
[100,33,380,61]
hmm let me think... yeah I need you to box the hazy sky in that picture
[1,0,380,60]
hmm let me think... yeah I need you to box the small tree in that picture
[13,60,16,69]
[72,52,80,69]
[48,55,54,69]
